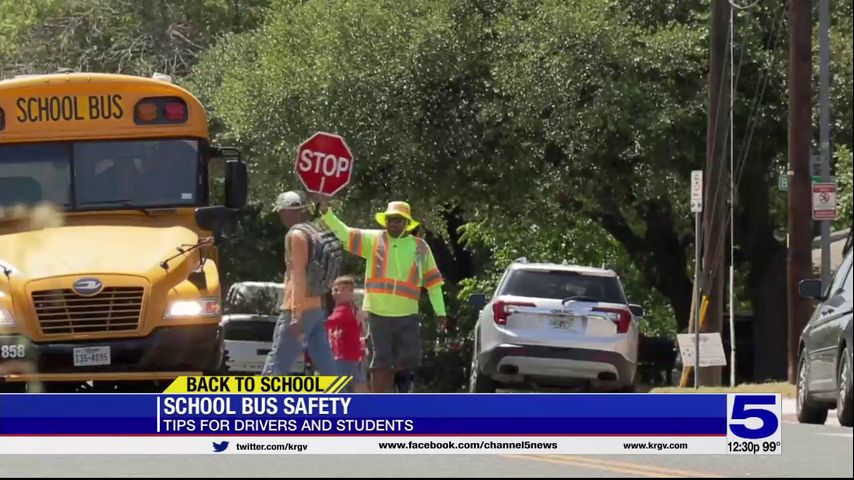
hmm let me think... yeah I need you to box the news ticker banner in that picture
[0,377,782,455]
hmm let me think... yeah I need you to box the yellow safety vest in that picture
[322,210,445,317]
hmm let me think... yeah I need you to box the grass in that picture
[649,382,796,398]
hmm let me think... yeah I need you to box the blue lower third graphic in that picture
[0,394,733,437]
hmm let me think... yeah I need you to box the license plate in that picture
[73,346,111,367]
[550,317,579,330]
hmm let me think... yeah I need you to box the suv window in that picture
[498,269,627,304]
[225,284,283,315]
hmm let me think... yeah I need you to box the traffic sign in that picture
[295,132,354,196]
[690,170,703,213]
[812,181,837,220]
[778,174,788,192]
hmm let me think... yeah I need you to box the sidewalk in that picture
[781,398,841,426]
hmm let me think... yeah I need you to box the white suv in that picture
[219,282,307,375]
[468,260,643,392]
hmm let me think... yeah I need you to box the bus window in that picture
[0,144,71,208]
[73,139,200,208]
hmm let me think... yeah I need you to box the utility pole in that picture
[818,0,832,290]
[701,0,730,386]
[787,0,814,384]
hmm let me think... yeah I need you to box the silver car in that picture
[797,250,853,427]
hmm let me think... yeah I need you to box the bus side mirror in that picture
[211,146,248,210]
[225,159,247,209]
[195,206,234,238]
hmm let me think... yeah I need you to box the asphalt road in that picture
[1,422,850,478]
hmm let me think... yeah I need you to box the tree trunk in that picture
[739,135,789,381]
[596,199,694,331]
[422,206,474,293]
[748,250,789,381]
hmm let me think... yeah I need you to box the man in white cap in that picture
[319,198,447,393]
[261,190,336,376]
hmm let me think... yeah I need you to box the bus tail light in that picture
[136,102,158,122]
[163,102,187,122]
[134,97,188,124]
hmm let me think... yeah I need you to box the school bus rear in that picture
[0,72,247,390]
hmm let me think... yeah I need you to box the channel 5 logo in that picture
[727,394,781,439]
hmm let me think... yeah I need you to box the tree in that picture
[192,0,850,383]
[192,0,702,332]
[1,0,267,78]
[836,146,853,233]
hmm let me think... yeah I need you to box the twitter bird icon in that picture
[212,441,229,453]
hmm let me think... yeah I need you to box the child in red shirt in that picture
[326,276,368,393]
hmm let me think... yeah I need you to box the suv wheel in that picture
[468,351,495,393]
[797,352,828,424]
[837,346,853,427]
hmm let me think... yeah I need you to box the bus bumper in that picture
[0,325,223,383]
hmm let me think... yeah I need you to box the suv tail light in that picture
[492,300,536,325]
[593,307,632,334]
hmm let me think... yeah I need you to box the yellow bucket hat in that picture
[375,201,420,232]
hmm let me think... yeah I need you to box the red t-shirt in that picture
[325,303,364,362]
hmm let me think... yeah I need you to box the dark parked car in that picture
[797,250,853,427]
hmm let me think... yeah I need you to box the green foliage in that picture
[219,205,284,290]
[5,0,852,387]
[835,146,853,230]
[191,0,710,337]
[0,0,267,77]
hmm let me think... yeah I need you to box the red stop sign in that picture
[295,132,354,195]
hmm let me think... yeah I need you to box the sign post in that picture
[295,132,354,196]
[690,171,703,390]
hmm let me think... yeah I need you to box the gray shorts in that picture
[367,313,421,370]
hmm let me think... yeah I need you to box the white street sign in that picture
[690,170,703,213]
[677,333,727,367]
[812,181,837,220]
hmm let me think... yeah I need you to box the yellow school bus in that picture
[0,72,247,391]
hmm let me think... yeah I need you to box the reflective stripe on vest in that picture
[365,278,421,301]
[349,230,363,257]
[406,238,428,285]
[372,233,389,278]
[423,267,443,288]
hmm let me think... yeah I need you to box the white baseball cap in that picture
[273,190,309,212]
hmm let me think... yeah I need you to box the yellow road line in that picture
[502,454,679,477]
[503,454,721,478]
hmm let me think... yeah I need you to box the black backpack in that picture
[288,221,344,296]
